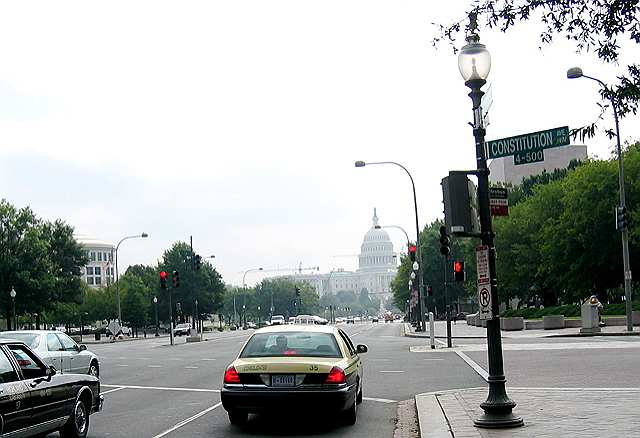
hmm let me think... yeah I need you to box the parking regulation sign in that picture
[476,245,493,320]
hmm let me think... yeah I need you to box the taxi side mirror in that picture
[356,344,368,354]
[47,365,57,377]
[79,344,87,351]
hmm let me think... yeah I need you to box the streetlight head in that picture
[458,36,491,82]
[374,225,381,229]
[567,67,583,79]
[9,287,16,299]
[153,296,158,303]
[141,233,149,238]
[354,160,366,168]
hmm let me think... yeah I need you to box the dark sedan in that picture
[0,339,103,437]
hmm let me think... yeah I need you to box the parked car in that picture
[0,330,101,377]
[0,338,103,437]
[372,316,379,323]
[173,323,192,336]
[346,317,355,324]
[246,322,257,329]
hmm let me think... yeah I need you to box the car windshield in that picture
[0,333,39,349]
[240,332,342,358]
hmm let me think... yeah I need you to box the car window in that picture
[47,334,63,351]
[56,333,77,352]
[338,329,356,356]
[0,349,19,384]
[240,332,342,358]
[8,344,47,380]
[0,333,39,349]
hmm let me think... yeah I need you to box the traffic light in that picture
[172,270,180,288]
[439,226,451,256]
[295,286,301,297]
[408,245,417,262]
[427,285,433,296]
[159,271,168,289]
[194,254,202,270]
[616,206,631,231]
[453,260,465,282]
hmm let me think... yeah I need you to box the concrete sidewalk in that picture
[416,387,640,437]
[403,321,639,339]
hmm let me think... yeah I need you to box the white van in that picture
[270,315,285,325]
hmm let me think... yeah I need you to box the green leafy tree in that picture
[0,200,87,329]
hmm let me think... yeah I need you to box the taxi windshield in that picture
[240,332,342,358]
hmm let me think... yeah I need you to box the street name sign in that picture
[489,187,508,216]
[476,245,493,320]
[487,126,570,159]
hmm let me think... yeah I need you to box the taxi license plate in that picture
[271,375,295,387]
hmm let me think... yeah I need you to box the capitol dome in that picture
[358,209,395,271]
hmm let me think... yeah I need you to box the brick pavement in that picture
[417,387,640,437]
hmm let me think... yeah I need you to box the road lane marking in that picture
[116,364,129,367]
[370,359,390,361]
[201,358,217,361]
[184,366,198,369]
[100,387,126,395]
[363,397,397,404]
[380,370,405,373]
[152,402,222,438]
[148,365,162,368]
[423,359,444,361]
[435,339,447,346]
[455,351,489,382]
[102,384,221,393]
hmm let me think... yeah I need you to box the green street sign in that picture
[513,150,545,166]
[487,126,570,159]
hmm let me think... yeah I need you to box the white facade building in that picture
[280,209,397,300]
[75,235,115,288]
[489,144,587,185]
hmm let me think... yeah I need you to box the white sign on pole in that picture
[475,245,493,320]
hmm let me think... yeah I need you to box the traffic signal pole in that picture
[444,255,452,348]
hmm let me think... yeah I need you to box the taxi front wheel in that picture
[228,410,248,425]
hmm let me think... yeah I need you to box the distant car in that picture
[372,317,379,323]
[353,317,361,323]
[221,324,367,425]
[346,317,354,324]
[271,315,285,325]
[173,323,192,336]
[0,330,101,377]
[288,317,296,324]
[246,322,257,329]
[0,339,103,437]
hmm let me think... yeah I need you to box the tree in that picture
[435,1,640,137]
[0,200,87,328]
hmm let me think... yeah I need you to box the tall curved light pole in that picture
[355,160,424,331]
[459,21,522,428]
[9,287,16,331]
[115,233,149,322]
[567,66,633,331]
[241,267,263,326]
[375,224,410,251]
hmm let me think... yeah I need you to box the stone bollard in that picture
[580,302,601,334]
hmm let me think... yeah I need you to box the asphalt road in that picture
[56,322,484,438]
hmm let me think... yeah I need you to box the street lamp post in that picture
[153,296,159,337]
[241,267,263,328]
[9,287,16,330]
[458,22,522,428]
[355,160,424,331]
[567,67,633,331]
[115,233,149,322]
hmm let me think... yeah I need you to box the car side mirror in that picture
[47,365,56,377]
[79,344,87,351]
[356,344,368,354]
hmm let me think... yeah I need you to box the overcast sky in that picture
[0,1,638,286]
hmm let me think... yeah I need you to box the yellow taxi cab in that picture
[221,324,367,426]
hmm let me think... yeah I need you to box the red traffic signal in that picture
[159,271,168,289]
[408,245,417,262]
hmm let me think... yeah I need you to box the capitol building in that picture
[281,209,398,301]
